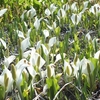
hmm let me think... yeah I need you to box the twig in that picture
[32,78,44,86]
[53,81,72,100]
[33,90,45,100]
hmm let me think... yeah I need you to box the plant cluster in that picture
[0,0,100,100]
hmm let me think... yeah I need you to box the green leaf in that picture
[55,26,61,36]
[19,0,24,5]
[89,57,98,68]
[0,86,5,99]
[46,78,52,88]
[33,0,41,9]
[23,89,29,97]
[46,77,60,99]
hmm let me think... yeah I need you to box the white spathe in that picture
[94,50,100,59]
[45,8,51,16]
[21,37,30,52]
[71,13,82,25]
[57,8,66,18]
[55,53,66,63]
[0,67,14,92]
[0,38,7,49]
[64,60,72,76]
[16,30,25,39]
[81,1,89,13]
[41,44,50,56]
[0,8,7,17]
[43,29,49,39]
[48,37,56,47]
[15,59,36,85]
[85,32,92,41]
[89,4,100,16]
[30,48,45,70]
[27,6,36,18]
[4,55,16,68]
[20,10,27,20]
[50,3,57,14]
[71,2,78,12]
[23,50,31,58]
[71,57,94,77]
[36,40,41,50]
[34,17,40,30]
[63,3,70,11]
[80,57,94,75]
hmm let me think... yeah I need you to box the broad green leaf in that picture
[0,86,5,99]
[55,73,62,81]
[33,0,41,9]
[46,77,59,99]
[55,26,61,36]
[46,78,52,88]
[89,57,98,68]
[19,0,24,5]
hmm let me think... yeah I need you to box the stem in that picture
[53,82,72,100]
[98,15,100,37]
[17,85,24,100]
